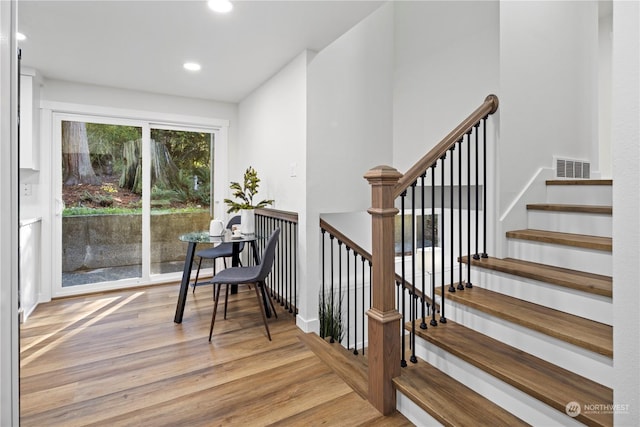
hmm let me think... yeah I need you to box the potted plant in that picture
[224,166,274,234]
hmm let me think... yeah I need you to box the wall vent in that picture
[556,158,590,179]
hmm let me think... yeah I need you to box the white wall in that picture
[42,79,237,121]
[393,0,500,174]
[499,1,599,214]
[235,50,310,326]
[598,7,613,179]
[304,2,394,330]
[235,50,310,214]
[612,1,640,424]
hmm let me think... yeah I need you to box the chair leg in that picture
[223,282,230,320]
[254,282,272,341]
[192,257,203,293]
[264,283,278,319]
[209,283,223,341]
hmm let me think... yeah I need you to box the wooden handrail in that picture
[393,94,499,199]
[319,218,372,263]
[255,207,299,223]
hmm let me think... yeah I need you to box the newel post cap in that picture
[364,165,402,184]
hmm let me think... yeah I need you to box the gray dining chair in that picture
[192,215,243,293]
[209,228,280,341]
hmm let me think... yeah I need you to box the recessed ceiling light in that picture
[208,0,233,14]
[183,62,201,72]
[16,32,26,41]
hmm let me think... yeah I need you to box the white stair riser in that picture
[413,340,585,427]
[441,300,613,387]
[396,392,444,427]
[470,269,613,325]
[527,211,612,238]
[546,185,611,205]
[507,240,612,276]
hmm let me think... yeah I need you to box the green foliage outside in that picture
[63,206,206,217]
[65,123,213,211]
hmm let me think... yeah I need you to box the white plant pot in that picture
[240,209,255,235]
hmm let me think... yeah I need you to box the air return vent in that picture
[556,158,591,179]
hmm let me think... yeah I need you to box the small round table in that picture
[174,230,262,324]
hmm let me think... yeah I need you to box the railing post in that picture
[364,165,403,415]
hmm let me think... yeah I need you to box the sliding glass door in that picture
[53,114,214,295]
[149,126,213,275]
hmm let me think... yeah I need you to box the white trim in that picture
[40,100,229,129]
[0,1,20,424]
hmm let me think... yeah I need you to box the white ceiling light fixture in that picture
[183,62,202,72]
[207,0,233,14]
[16,32,27,41]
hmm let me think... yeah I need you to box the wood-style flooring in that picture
[20,283,411,427]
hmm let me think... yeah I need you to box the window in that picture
[394,213,439,257]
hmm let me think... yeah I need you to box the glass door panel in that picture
[149,128,213,275]
[61,120,143,287]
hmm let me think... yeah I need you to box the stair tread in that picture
[466,256,612,297]
[414,320,613,427]
[526,203,612,215]
[546,179,612,186]
[506,229,612,251]
[436,285,612,356]
[394,360,530,427]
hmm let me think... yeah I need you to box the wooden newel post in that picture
[364,165,403,415]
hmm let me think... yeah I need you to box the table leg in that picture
[230,242,241,295]
[174,241,197,323]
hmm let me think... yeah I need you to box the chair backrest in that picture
[226,215,245,250]
[226,215,241,229]
[256,228,280,282]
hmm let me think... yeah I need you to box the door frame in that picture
[40,101,229,299]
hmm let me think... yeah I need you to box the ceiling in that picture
[18,0,384,103]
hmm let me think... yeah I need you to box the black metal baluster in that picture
[458,137,464,291]
[321,229,326,339]
[294,222,298,314]
[396,279,404,367]
[474,123,480,261]
[410,183,417,363]
[400,191,407,367]
[466,129,473,288]
[285,221,290,310]
[369,261,372,309]
[420,173,427,329]
[440,155,447,324]
[430,165,438,327]
[279,219,284,306]
[449,146,456,293]
[353,249,358,355]
[346,246,351,350]
[361,255,365,356]
[482,117,488,258]
[329,235,335,343]
[337,240,343,345]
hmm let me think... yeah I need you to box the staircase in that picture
[397,179,613,426]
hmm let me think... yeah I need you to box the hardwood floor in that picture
[20,283,411,427]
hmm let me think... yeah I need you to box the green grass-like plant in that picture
[319,293,344,343]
